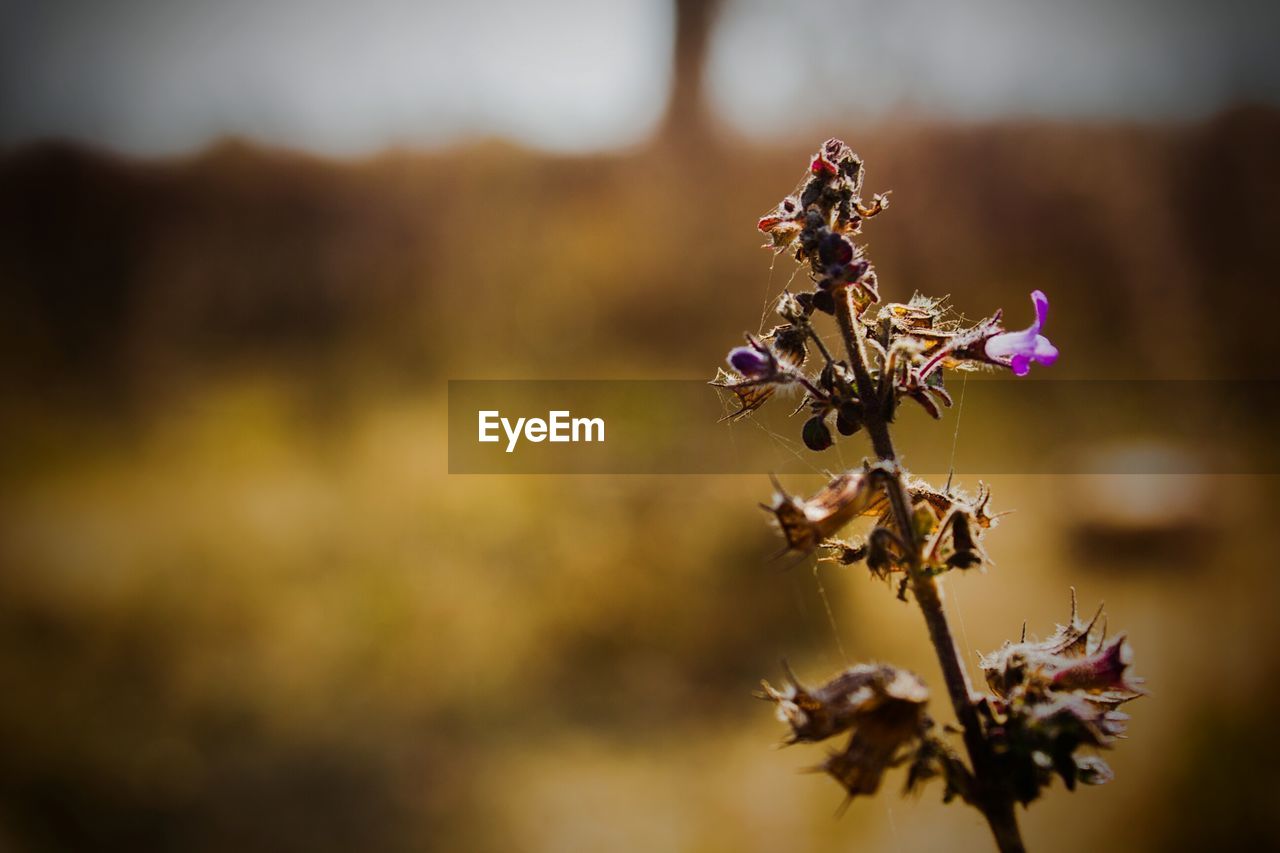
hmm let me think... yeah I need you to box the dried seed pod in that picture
[811,289,836,315]
[836,401,864,436]
[802,415,834,451]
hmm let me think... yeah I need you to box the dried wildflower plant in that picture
[718,139,1142,852]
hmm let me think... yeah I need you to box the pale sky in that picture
[1,0,1277,155]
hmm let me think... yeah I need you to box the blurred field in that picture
[1,110,1279,851]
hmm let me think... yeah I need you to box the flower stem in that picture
[834,288,1025,853]
[805,325,836,366]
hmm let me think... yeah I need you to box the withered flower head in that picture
[765,468,886,554]
[980,590,1143,703]
[759,662,931,802]
[758,662,927,744]
[979,591,1143,802]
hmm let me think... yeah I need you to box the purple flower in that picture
[984,290,1059,376]
[727,341,775,379]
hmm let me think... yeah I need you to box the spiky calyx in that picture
[979,591,1144,803]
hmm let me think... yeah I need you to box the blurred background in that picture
[2,0,1280,850]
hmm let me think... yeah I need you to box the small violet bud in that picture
[984,290,1060,376]
[727,343,774,380]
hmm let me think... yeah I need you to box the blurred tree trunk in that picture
[660,0,722,146]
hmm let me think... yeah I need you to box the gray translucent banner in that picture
[447,380,1279,474]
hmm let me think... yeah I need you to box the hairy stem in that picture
[834,288,1025,853]
[805,324,836,366]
